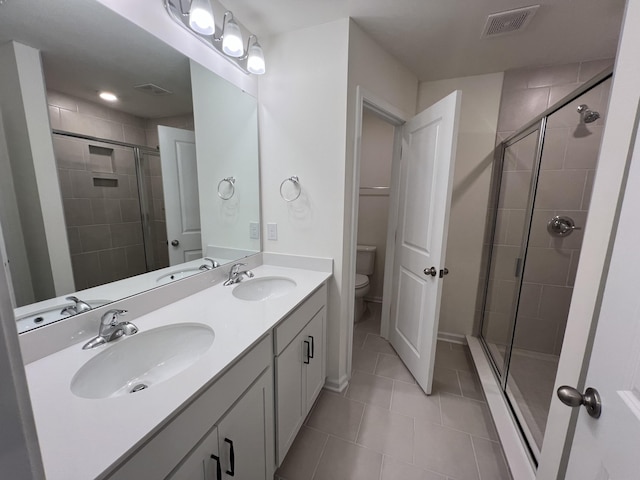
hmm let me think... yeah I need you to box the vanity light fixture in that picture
[188,0,215,35]
[165,0,266,75]
[98,91,118,102]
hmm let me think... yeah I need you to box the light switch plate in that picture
[267,223,278,241]
[249,222,260,239]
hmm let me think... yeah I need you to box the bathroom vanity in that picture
[21,256,331,479]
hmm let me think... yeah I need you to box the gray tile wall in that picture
[53,134,147,289]
[483,60,613,356]
[47,91,189,287]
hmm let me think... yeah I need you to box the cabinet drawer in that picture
[274,284,327,355]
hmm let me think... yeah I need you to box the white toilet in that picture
[354,245,376,323]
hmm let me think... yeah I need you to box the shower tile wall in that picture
[486,60,613,356]
[48,91,148,288]
[53,134,147,289]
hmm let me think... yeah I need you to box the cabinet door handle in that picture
[210,454,222,480]
[224,438,235,476]
[308,335,315,359]
[303,340,310,364]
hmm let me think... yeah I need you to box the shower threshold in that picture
[467,336,536,480]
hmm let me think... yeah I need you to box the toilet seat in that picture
[355,274,369,289]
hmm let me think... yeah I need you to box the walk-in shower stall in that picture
[53,131,168,291]
[478,69,612,462]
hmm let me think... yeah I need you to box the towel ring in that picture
[217,177,236,200]
[280,176,301,202]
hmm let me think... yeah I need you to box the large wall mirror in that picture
[0,0,260,333]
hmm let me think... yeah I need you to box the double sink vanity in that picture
[21,255,332,479]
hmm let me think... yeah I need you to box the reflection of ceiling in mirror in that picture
[0,0,193,118]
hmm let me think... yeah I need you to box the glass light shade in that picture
[189,0,215,36]
[247,42,266,75]
[222,18,244,57]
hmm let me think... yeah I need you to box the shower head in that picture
[577,104,601,123]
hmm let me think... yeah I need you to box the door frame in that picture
[346,86,407,377]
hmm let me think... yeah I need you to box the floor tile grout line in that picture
[469,433,484,480]
[309,431,330,480]
[353,399,367,444]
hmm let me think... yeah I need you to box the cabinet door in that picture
[304,308,326,412]
[275,331,306,464]
[169,426,220,480]
[216,370,271,480]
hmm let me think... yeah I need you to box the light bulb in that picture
[222,18,244,57]
[189,0,215,36]
[99,91,118,102]
[247,41,265,75]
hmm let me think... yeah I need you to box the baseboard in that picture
[437,331,467,345]
[466,336,536,480]
[323,374,349,393]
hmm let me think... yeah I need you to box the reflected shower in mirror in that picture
[0,0,260,333]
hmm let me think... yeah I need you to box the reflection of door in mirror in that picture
[157,126,202,265]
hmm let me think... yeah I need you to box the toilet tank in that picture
[356,245,376,276]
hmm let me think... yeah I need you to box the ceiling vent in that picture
[133,83,173,96]
[481,5,540,38]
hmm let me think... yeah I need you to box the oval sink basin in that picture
[70,323,214,399]
[232,276,297,301]
[156,268,202,285]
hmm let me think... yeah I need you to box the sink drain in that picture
[130,384,148,393]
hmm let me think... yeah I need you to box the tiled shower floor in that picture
[275,304,512,480]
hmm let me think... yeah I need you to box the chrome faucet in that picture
[199,257,220,271]
[61,296,92,316]
[223,262,254,286]
[82,309,138,350]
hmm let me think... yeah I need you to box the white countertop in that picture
[24,264,330,480]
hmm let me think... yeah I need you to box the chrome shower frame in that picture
[477,66,614,465]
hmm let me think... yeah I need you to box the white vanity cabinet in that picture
[109,335,275,480]
[170,369,272,480]
[274,285,327,464]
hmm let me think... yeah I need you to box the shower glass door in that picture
[479,73,612,462]
[481,127,541,377]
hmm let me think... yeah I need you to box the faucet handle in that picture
[231,262,246,274]
[101,309,128,326]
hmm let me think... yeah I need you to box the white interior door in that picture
[158,126,202,265]
[562,113,640,480]
[388,91,461,394]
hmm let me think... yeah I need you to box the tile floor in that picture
[275,303,512,480]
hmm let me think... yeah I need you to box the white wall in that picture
[95,0,257,97]
[417,72,504,338]
[258,19,350,388]
[0,42,74,303]
[191,61,260,254]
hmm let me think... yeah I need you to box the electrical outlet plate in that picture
[249,222,260,240]
[267,223,278,241]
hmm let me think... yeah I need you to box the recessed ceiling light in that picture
[99,91,118,102]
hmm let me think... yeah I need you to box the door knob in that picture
[557,386,602,418]
[424,267,437,276]
[439,267,449,278]
[171,240,179,247]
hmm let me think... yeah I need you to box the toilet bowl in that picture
[354,245,376,323]
[354,274,370,323]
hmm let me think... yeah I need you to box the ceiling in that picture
[222,0,626,81]
[0,0,193,119]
